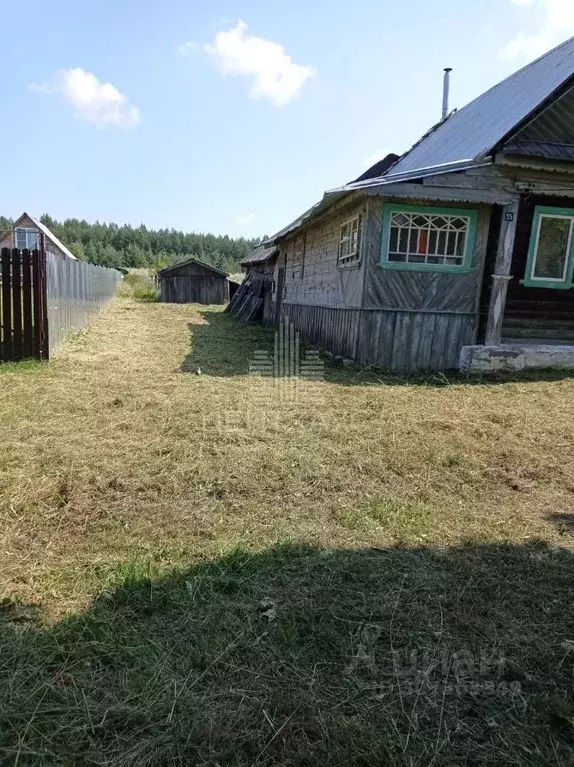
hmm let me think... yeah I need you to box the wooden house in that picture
[265,38,574,373]
[158,258,230,304]
[0,213,77,260]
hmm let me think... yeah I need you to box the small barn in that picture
[158,258,230,305]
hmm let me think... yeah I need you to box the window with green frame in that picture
[379,204,478,273]
[524,206,574,289]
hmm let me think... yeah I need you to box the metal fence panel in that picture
[46,254,121,357]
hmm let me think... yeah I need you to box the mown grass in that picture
[0,299,573,765]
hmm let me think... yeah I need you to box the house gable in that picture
[501,83,574,161]
[0,212,77,260]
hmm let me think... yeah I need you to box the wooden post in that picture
[1,248,12,360]
[485,198,520,346]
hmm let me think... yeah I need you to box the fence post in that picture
[32,248,48,359]
[22,249,33,359]
[1,248,12,361]
[11,249,22,360]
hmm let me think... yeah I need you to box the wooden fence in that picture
[0,248,121,362]
[0,248,47,361]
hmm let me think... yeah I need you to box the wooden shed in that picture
[158,258,230,304]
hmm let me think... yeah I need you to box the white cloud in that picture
[500,0,574,60]
[200,20,315,106]
[235,212,257,226]
[178,41,197,57]
[29,68,140,130]
[362,150,390,168]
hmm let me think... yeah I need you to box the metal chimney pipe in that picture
[442,68,453,121]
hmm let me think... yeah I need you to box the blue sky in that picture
[0,0,571,238]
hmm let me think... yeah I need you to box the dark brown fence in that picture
[0,248,47,361]
[0,248,121,362]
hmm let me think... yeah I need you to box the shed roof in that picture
[157,257,229,277]
[385,36,574,179]
[240,242,278,266]
[2,213,77,260]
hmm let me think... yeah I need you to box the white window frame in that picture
[338,213,363,266]
[14,227,39,251]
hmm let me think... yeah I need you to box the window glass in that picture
[387,211,470,265]
[338,214,363,265]
[533,216,571,280]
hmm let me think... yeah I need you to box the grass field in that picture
[0,298,573,765]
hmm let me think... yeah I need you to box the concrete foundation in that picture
[459,344,574,373]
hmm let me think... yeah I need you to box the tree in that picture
[68,241,86,260]
[0,213,258,271]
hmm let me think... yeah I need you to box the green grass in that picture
[0,299,573,764]
[117,270,159,302]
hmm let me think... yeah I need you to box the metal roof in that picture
[270,37,574,243]
[387,36,574,178]
[240,243,278,266]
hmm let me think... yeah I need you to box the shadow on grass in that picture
[548,513,574,534]
[179,310,574,387]
[1,541,573,765]
[180,311,275,377]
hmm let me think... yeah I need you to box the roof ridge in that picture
[385,36,574,178]
[452,35,574,118]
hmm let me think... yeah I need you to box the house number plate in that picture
[505,212,515,222]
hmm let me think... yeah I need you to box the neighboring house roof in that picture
[157,257,229,277]
[351,153,401,183]
[2,212,77,260]
[240,242,278,266]
[385,36,574,179]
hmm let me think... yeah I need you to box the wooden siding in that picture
[357,310,477,372]
[282,303,360,359]
[159,262,229,305]
[160,275,228,304]
[503,193,574,341]
[246,260,275,278]
[363,201,491,313]
[275,195,492,371]
[281,200,366,308]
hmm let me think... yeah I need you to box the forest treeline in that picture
[0,214,258,272]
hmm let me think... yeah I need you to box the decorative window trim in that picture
[338,213,364,267]
[379,203,478,274]
[523,206,574,290]
[15,227,39,251]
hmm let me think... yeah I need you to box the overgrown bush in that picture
[117,270,159,302]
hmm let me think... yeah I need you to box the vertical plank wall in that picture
[277,197,491,371]
[357,199,491,371]
[280,199,367,359]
